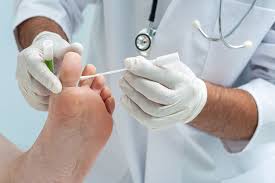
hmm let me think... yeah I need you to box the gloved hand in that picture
[119,53,207,130]
[16,31,83,111]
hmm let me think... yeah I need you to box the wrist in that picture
[33,31,65,44]
[32,31,69,50]
[184,79,208,123]
[17,17,68,49]
[192,81,218,122]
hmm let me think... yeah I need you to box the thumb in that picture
[59,52,82,87]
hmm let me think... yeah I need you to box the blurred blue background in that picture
[0,1,94,150]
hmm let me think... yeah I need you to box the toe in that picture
[91,75,105,94]
[59,52,82,87]
[79,64,97,87]
[100,87,112,101]
[105,97,115,114]
[100,86,115,114]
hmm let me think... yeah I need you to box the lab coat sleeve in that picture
[224,25,275,153]
[13,0,94,41]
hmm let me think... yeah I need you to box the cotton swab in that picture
[80,68,127,81]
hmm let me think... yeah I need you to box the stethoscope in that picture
[135,0,257,57]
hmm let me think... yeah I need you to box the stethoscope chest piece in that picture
[135,25,156,57]
[135,0,158,57]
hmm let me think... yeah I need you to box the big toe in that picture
[59,52,82,87]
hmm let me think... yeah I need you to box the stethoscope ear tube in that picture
[193,0,256,49]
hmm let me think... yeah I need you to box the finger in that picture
[100,87,112,101]
[30,77,51,96]
[18,83,48,111]
[54,43,84,75]
[24,87,49,105]
[69,43,83,55]
[153,53,196,78]
[105,97,115,114]
[26,98,48,111]
[120,78,184,117]
[124,56,182,88]
[120,95,152,128]
[121,96,178,130]
[91,75,105,94]
[23,48,62,94]
[122,72,177,105]
[59,52,82,87]
[19,81,50,105]
[17,63,50,97]
[55,42,83,59]
[16,55,28,79]
[79,64,97,87]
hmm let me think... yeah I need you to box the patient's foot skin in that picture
[14,52,114,183]
[79,64,115,114]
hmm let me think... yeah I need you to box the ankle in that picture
[7,153,30,183]
[9,151,43,183]
[10,148,73,183]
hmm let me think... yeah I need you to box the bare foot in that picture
[12,52,114,183]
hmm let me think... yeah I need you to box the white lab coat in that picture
[14,0,275,182]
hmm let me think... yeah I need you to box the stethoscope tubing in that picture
[135,0,256,55]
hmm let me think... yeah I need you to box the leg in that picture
[12,52,114,183]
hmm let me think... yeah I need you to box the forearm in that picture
[191,82,258,140]
[17,16,68,49]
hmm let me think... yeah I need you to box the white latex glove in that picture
[16,31,83,111]
[119,53,207,130]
